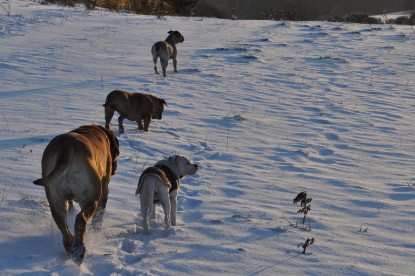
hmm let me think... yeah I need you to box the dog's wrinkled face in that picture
[170,155,198,178]
[168,30,184,44]
[152,99,167,120]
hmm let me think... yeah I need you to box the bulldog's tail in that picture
[155,43,161,52]
[33,148,74,187]
[103,90,122,109]
[102,98,110,108]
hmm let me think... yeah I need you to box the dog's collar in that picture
[154,164,180,193]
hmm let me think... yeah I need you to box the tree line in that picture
[42,0,415,25]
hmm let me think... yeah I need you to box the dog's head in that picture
[168,155,198,178]
[151,98,168,120]
[168,30,184,44]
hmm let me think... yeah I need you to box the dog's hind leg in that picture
[117,114,126,133]
[72,199,98,264]
[153,55,159,75]
[158,186,171,230]
[46,191,74,253]
[104,106,115,129]
[140,178,155,235]
[173,57,178,73]
[92,178,109,230]
[169,189,178,226]
[140,198,150,234]
[161,58,168,77]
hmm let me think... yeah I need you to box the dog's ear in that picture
[168,30,173,34]
[168,155,178,164]
[160,99,168,107]
[99,126,120,175]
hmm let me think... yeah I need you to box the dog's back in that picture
[34,125,117,188]
[151,41,171,61]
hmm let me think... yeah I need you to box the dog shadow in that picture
[0,233,68,271]
[0,135,51,150]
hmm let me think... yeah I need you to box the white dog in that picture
[135,155,198,234]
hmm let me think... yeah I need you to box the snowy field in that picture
[1,1,415,275]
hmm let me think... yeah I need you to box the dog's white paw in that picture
[71,244,86,265]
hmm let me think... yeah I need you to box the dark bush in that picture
[42,0,197,15]
[83,0,96,10]
[394,16,413,25]
[345,13,382,24]
[386,13,415,25]
[39,0,415,26]
[192,2,227,18]
[44,0,76,7]
[327,15,345,22]
[259,9,296,21]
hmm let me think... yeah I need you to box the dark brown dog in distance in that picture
[33,124,119,264]
[151,30,184,77]
[103,90,167,133]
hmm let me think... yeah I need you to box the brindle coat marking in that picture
[33,124,119,264]
[151,30,184,77]
[103,90,167,133]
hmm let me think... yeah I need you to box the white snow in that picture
[1,1,415,275]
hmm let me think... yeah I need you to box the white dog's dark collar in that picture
[154,164,180,193]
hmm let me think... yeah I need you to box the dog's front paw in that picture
[142,224,150,235]
[92,211,104,230]
[71,244,86,265]
[165,219,171,230]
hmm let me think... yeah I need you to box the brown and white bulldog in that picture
[33,124,119,264]
[103,90,167,133]
[135,155,198,234]
[151,30,184,77]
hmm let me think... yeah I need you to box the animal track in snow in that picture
[119,239,137,253]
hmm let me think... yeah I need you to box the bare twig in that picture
[298,237,314,254]
[2,111,10,131]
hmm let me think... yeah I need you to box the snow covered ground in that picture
[1,1,415,275]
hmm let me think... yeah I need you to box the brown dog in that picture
[151,30,184,77]
[103,90,167,133]
[33,124,119,264]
